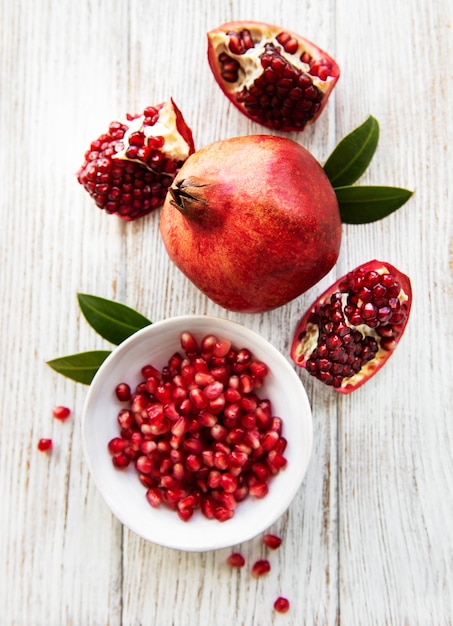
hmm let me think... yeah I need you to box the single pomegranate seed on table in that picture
[37,438,53,452]
[263,533,282,549]
[274,597,290,613]
[52,406,71,420]
[106,331,288,521]
[251,559,271,578]
[227,552,246,567]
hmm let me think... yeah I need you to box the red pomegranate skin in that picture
[160,135,341,313]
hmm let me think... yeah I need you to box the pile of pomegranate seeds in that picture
[107,331,288,522]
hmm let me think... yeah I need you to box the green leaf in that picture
[323,116,380,187]
[77,293,152,345]
[46,350,112,385]
[335,185,414,224]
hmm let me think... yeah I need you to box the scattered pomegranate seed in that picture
[251,559,271,578]
[274,596,290,613]
[37,438,53,452]
[227,552,246,568]
[263,533,282,549]
[52,406,71,420]
[107,331,288,522]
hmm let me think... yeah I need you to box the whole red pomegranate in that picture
[159,135,341,313]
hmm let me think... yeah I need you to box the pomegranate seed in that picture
[37,438,52,452]
[214,506,234,522]
[112,453,130,468]
[227,552,245,567]
[146,487,162,507]
[177,507,194,522]
[274,597,290,613]
[52,405,71,420]
[201,496,215,519]
[108,437,128,454]
[249,481,269,498]
[115,383,131,402]
[186,454,202,472]
[251,559,271,577]
[211,424,228,441]
[261,430,279,451]
[180,331,198,353]
[201,334,217,354]
[220,472,238,493]
[263,533,282,549]
[213,338,232,357]
[239,374,254,393]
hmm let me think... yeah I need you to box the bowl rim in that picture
[82,314,313,551]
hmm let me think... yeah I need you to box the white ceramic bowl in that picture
[82,315,312,551]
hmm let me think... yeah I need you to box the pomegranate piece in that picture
[52,405,71,420]
[107,331,288,521]
[37,438,53,452]
[207,21,340,132]
[291,260,412,393]
[77,99,195,221]
[274,597,290,613]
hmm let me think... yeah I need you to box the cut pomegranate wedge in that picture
[290,260,412,393]
[207,21,340,132]
[77,99,195,221]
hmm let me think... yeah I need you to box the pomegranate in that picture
[37,438,53,452]
[207,21,340,132]
[290,260,412,393]
[160,135,341,313]
[107,331,288,522]
[77,99,195,220]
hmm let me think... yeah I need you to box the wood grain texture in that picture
[0,0,452,624]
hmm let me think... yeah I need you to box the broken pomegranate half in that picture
[207,21,340,132]
[77,99,195,221]
[290,260,412,393]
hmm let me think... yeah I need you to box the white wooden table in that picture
[1,1,452,624]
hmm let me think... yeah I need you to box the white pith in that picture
[295,266,409,390]
[210,28,334,94]
[114,101,191,168]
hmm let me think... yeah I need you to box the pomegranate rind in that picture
[207,20,340,132]
[171,98,195,155]
[290,260,412,393]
